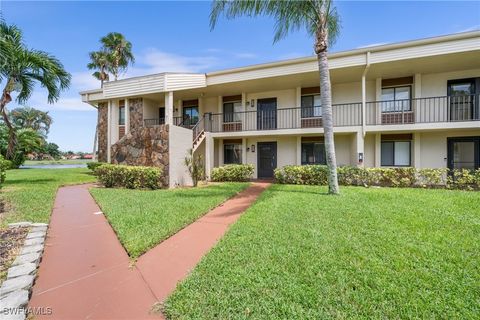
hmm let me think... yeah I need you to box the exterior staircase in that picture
[192,116,206,152]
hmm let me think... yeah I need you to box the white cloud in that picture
[17,91,94,112]
[125,49,220,77]
[72,71,102,91]
[234,52,258,59]
[457,24,480,33]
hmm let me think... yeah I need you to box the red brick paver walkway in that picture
[29,182,269,319]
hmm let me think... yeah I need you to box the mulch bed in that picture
[0,226,29,284]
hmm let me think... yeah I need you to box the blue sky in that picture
[1,1,479,152]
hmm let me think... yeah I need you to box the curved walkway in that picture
[29,182,270,319]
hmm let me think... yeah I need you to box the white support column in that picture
[296,136,302,165]
[355,131,365,167]
[295,87,302,128]
[198,96,203,117]
[375,78,382,124]
[242,138,247,164]
[361,52,370,134]
[217,96,223,113]
[218,139,223,166]
[205,133,214,179]
[165,91,174,125]
[414,73,422,98]
[107,100,112,163]
[374,133,381,168]
[414,132,421,168]
[125,99,130,134]
[176,99,183,119]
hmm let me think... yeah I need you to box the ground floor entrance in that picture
[447,136,480,170]
[257,142,277,178]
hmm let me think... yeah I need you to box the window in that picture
[381,141,411,166]
[301,142,325,165]
[223,101,242,123]
[301,95,322,118]
[118,100,125,125]
[224,143,242,164]
[381,86,411,112]
[448,78,477,121]
[183,106,199,126]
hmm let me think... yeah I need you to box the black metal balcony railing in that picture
[144,117,183,127]
[144,94,479,132]
[366,94,479,125]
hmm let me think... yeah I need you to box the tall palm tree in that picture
[0,21,70,160]
[11,106,53,137]
[211,0,340,194]
[100,32,134,81]
[87,50,110,88]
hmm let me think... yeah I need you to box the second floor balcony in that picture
[143,94,479,132]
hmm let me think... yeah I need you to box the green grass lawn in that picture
[23,159,92,165]
[90,183,249,258]
[0,168,96,226]
[164,185,480,319]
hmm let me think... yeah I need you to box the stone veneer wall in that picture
[97,102,108,162]
[129,98,143,131]
[111,125,169,187]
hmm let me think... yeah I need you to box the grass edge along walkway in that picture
[90,182,251,258]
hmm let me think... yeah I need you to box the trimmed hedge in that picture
[211,164,254,182]
[94,164,164,189]
[87,161,103,172]
[274,165,480,190]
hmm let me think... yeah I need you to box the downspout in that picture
[361,52,371,137]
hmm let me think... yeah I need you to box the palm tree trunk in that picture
[317,50,340,195]
[0,101,17,160]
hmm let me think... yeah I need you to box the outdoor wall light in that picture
[251,144,255,152]
[250,99,255,108]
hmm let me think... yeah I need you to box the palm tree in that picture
[11,106,53,137]
[210,0,340,194]
[87,50,110,88]
[100,32,134,81]
[0,21,70,160]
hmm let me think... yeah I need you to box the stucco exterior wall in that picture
[364,134,376,168]
[215,134,354,178]
[418,129,480,168]
[421,68,480,97]
[143,98,163,121]
[169,125,194,187]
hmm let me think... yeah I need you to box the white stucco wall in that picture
[418,129,480,168]
[143,98,163,121]
[421,68,480,97]
[168,125,194,187]
[214,134,354,178]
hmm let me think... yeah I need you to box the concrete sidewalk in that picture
[29,182,269,319]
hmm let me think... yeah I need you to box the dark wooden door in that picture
[257,98,277,130]
[257,142,277,178]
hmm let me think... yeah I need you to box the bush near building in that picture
[274,165,480,190]
[94,164,164,189]
[211,164,255,182]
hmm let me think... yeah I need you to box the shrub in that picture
[184,149,205,187]
[94,164,164,189]
[87,161,103,172]
[274,165,328,185]
[0,155,8,187]
[211,164,254,182]
[275,165,480,190]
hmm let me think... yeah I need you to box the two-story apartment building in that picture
[81,31,480,187]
